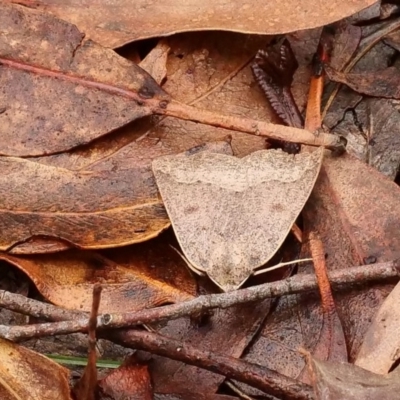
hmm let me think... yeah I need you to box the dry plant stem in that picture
[309,234,336,316]
[109,329,314,400]
[163,100,341,149]
[0,261,398,341]
[73,285,102,400]
[304,76,323,132]
[308,233,337,358]
[322,18,400,117]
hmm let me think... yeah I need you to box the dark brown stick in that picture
[0,260,397,341]
[108,329,314,400]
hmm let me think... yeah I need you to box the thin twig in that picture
[164,100,342,150]
[108,329,314,400]
[0,260,397,341]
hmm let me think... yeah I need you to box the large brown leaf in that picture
[8,0,377,48]
[0,151,168,250]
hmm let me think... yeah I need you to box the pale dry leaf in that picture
[355,281,400,374]
[310,357,400,400]
[152,147,323,291]
[7,0,378,48]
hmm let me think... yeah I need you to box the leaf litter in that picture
[1,1,400,399]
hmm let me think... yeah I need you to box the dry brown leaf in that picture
[151,299,272,395]
[98,355,153,400]
[355,281,400,374]
[309,357,400,400]
[0,338,72,400]
[0,154,169,250]
[153,147,323,291]
[325,65,400,99]
[0,238,196,313]
[7,0,377,48]
[0,3,170,156]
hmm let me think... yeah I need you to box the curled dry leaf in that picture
[2,140,232,254]
[0,239,196,313]
[8,0,378,48]
[0,338,72,400]
[153,147,323,291]
[0,2,169,156]
[139,39,171,85]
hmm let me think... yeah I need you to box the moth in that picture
[152,146,323,291]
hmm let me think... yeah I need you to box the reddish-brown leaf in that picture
[0,338,72,400]
[98,355,152,400]
[0,237,197,313]
[0,148,169,250]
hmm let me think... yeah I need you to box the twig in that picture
[108,329,314,400]
[0,260,397,341]
[164,100,342,150]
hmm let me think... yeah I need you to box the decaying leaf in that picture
[309,357,400,400]
[0,238,196,313]
[153,147,323,291]
[0,338,72,400]
[148,32,270,157]
[139,39,171,85]
[7,0,378,48]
